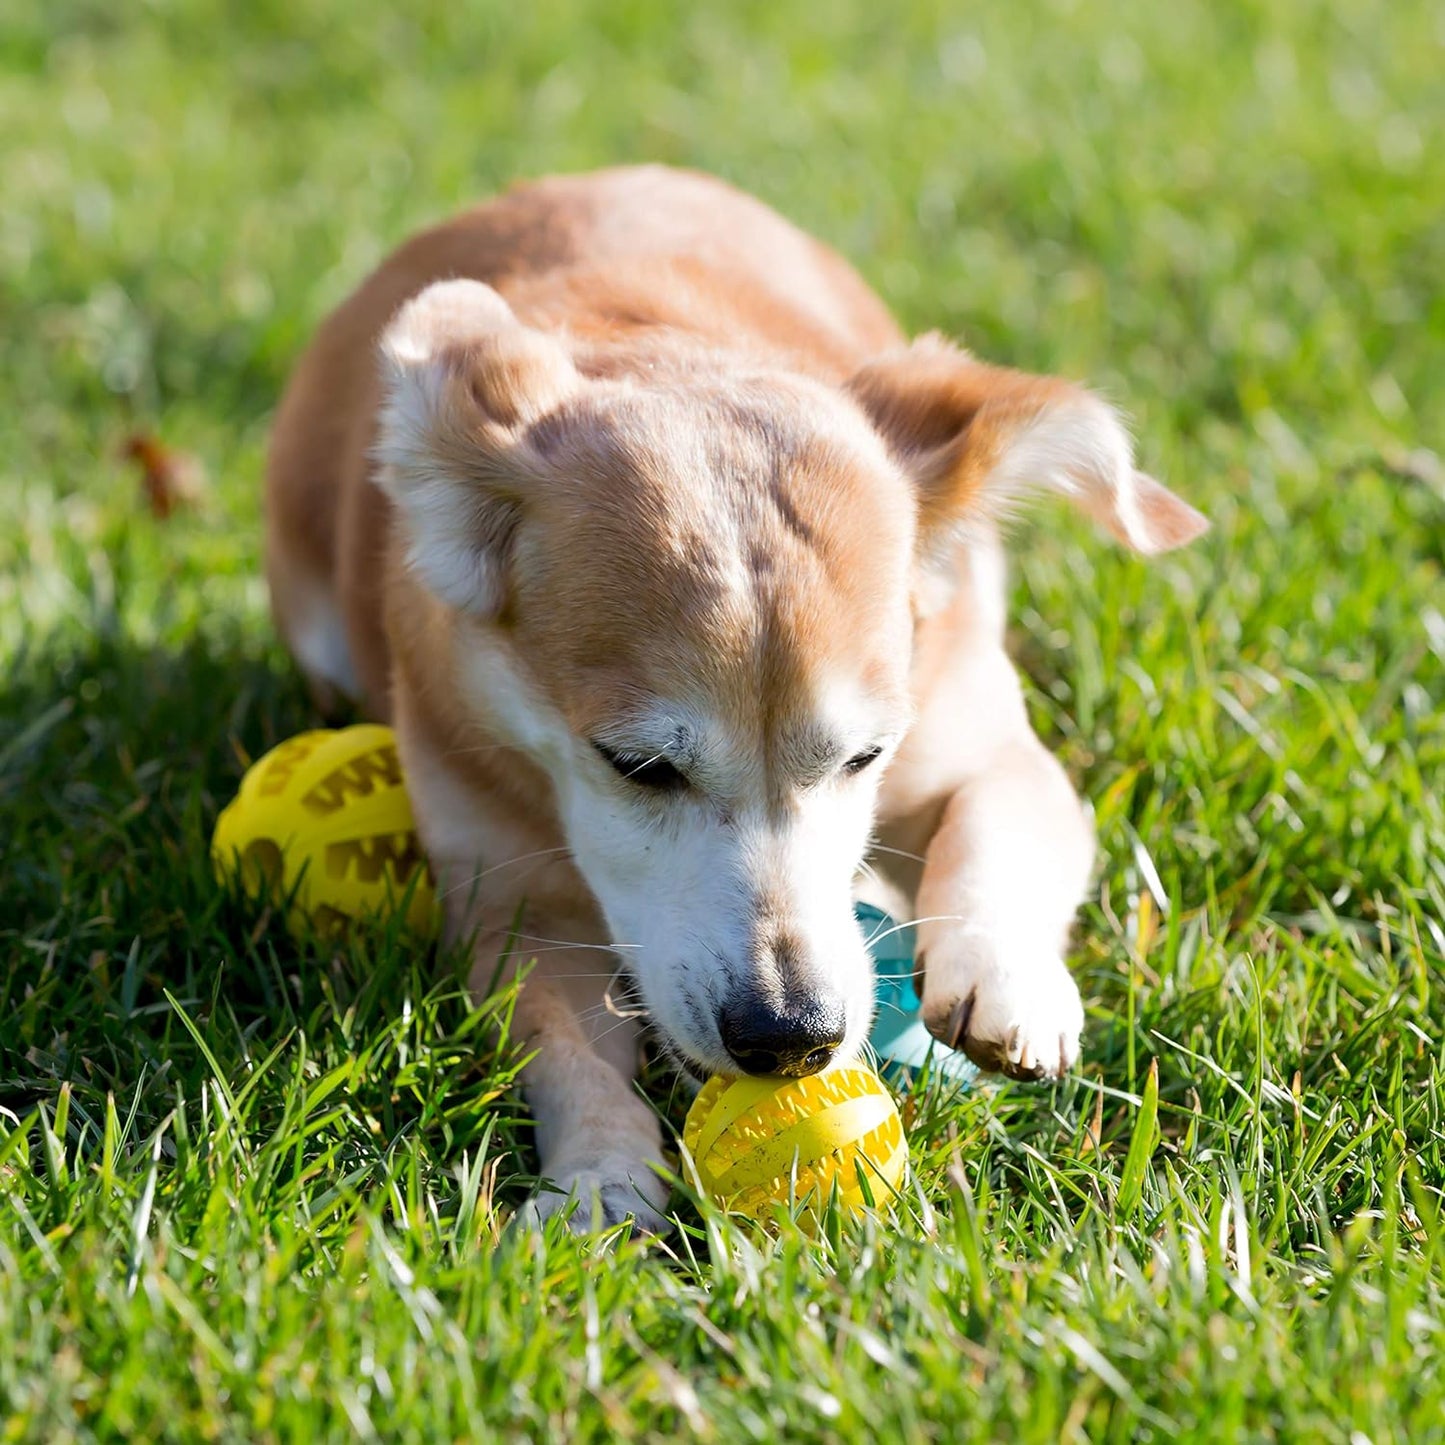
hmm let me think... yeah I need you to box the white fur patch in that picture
[371,280,585,618]
[371,311,514,616]
[457,634,576,774]
[382,279,517,365]
[375,458,510,616]
[992,397,1132,531]
[991,397,1207,555]
[286,577,359,699]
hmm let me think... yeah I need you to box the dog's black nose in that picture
[718,995,846,1077]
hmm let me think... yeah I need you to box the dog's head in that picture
[375,280,1205,1078]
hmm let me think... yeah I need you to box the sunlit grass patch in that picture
[3,0,1443,1437]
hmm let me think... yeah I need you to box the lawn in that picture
[3,0,1444,1439]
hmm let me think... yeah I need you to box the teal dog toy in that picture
[858,903,976,1086]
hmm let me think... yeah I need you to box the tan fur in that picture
[266,165,1206,1229]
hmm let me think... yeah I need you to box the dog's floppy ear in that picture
[848,336,1207,566]
[374,278,581,616]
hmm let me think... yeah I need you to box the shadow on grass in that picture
[1,620,316,945]
[0,624,531,1184]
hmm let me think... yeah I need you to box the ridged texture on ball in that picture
[682,1065,908,1222]
[212,725,436,935]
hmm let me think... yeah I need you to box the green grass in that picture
[3,0,1444,1438]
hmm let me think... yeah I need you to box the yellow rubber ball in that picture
[682,1065,908,1224]
[211,724,437,936]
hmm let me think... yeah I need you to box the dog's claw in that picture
[921,945,1083,1083]
[950,1015,1072,1082]
[946,992,975,1052]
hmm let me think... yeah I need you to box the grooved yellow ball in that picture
[682,1065,908,1224]
[211,725,437,936]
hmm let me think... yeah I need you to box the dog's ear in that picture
[848,336,1207,567]
[374,279,581,616]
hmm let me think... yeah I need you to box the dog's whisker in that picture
[863,920,913,948]
[867,843,927,865]
[580,1012,652,1050]
[510,973,649,990]
[574,1004,632,1026]
[474,845,574,877]
[503,932,641,952]
[494,944,639,962]
[862,911,969,949]
[574,990,648,1015]
[436,846,577,903]
[603,979,649,1020]
[440,740,524,761]
[504,968,634,979]
[575,999,652,1028]
[564,970,651,1021]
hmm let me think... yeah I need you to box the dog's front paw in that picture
[918,940,1084,1081]
[519,1156,670,1236]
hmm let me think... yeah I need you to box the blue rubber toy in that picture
[858,902,976,1086]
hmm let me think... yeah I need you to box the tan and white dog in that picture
[265,166,1205,1229]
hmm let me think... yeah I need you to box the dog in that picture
[265,165,1206,1229]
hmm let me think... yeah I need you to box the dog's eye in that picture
[593,742,687,791]
[843,746,884,776]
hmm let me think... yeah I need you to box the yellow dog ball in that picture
[211,724,437,936]
[682,1065,908,1223]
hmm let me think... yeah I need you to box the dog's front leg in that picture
[473,928,669,1233]
[913,735,1094,1080]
